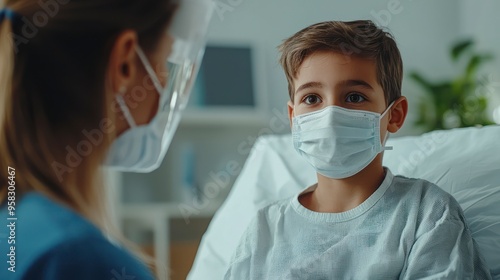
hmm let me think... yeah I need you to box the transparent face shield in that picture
[158,0,215,131]
[105,0,214,172]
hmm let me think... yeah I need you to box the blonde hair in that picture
[279,20,403,104]
[0,0,176,271]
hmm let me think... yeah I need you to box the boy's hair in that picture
[279,20,402,104]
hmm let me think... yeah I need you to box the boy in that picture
[224,20,491,279]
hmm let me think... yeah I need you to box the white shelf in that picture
[180,107,268,127]
[120,202,219,222]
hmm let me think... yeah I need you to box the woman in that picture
[0,0,213,279]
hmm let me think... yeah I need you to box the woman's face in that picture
[112,32,174,136]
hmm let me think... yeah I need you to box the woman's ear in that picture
[287,100,294,128]
[387,96,408,133]
[107,30,139,94]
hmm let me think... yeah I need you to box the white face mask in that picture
[292,103,394,179]
[105,47,182,173]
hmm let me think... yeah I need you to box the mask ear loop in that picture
[115,86,137,128]
[114,46,158,131]
[135,46,164,95]
[381,101,396,151]
[291,105,300,130]
[136,45,172,118]
[383,134,393,151]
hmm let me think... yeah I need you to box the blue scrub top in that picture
[0,192,154,280]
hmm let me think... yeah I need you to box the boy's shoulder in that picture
[391,174,458,205]
[242,190,307,237]
[390,174,465,227]
[254,193,296,222]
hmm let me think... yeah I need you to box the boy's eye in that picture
[303,94,322,105]
[345,93,366,103]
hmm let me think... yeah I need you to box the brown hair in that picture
[0,0,176,270]
[279,20,403,104]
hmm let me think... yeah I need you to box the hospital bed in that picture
[188,125,500,279]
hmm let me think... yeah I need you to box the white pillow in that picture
[188,125,500,280]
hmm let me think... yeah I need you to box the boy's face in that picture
[289,51,387,117]
[287,51,406,139]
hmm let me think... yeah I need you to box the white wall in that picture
[460,0,500,62]
[459,0,500,123]
[206,0,462,135]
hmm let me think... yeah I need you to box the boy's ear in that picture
[287,100,294,128]
[387,96,408,133]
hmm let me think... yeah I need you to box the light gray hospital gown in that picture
[224,169,492,279]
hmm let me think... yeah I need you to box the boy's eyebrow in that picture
[295,80,375,95]
[338,79,374,90]
[295,81,323,95]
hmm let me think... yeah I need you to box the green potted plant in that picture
[409,39,495,132]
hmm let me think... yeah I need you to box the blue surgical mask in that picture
[292,103,394,179]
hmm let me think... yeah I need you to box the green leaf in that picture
[465,54,494,81]
[477,96,488,111]
[409,38,496,131]
[451,39,473,61]
[409,72,434,92]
